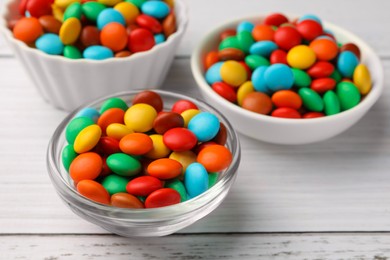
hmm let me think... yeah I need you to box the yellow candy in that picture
[353,64,372,95]
[237,81,254,106]
[106,123,133,140]
[55,0,81,9]
[114,2,139,24]
[124,104,157,132]
[169,151,197,179]
[98,0,122,6]
[74,125,102,153]
[181,109,200,127]
[164,0,175,8]
[220,60,247,87]
[145,134,171,159]
[287,45,316,69]
[59,17,81,45]
[51,4,64,21]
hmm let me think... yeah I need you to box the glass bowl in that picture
[47,90,241,237]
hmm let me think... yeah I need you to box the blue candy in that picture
[97,8,125,30]
[337,51,359,78]
[237,21,254,33]
[83,46,114,60]
[249,41,278,57]
[75,107,100,122]
[264,64,294,92]
[188,112,220,142]
[36,33,64,55]
[141,0,170,19]
[154,33,166,44]
[184,163,209,198]
[251,66,270,93]
[205,62,223,85]
[298,14,322,24]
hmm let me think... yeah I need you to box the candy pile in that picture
[62,91,233,208]
[203,13,372,119]
[11,0,176,59]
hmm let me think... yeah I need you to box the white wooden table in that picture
[1,0,390,259]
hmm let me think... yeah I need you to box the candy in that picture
[202,12,373,119]
[184,163,209,198]
[61,91,234,208]
[110,193,144,208]
[106,153,141,176]
[70,152,102,182]
[144,188,181,208]
[36,33,64,55]
[336,82,361,111]
[12,0,177,59]
[77,180,110,205]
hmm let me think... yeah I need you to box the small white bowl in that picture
[191,15,384,145]
[0,0,188,111]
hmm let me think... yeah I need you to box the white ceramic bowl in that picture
[0,0,188,111]
[191,15,384,145]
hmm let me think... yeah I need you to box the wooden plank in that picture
[2,233,390,259]
[1,0,390,56]
[1,58,390,234]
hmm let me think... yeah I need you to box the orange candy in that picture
[70,152,103,182]
[204,51,219,70]
[110,193,144,208]
[241,92,273,115]
[271,90,302,109]
[119,133,153,155]
[77,180,110,205]
[100,22,128,52]
[252,24,275,41]
[197,144,232,172]
[147,158,183,180]
[97,108,125,134]
[13,17,43,44]
[309,38,338,61]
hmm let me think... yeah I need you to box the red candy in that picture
[26,0,52,18]
[274,26,301,50]
[307,61,334,78]
[171,100,198,114]
[136,14,162,34]
[95,136,121,155]
[296,20,323,41]
[128,28,155,53]
[153,112,184,134]
[212,82,237,103]
[264,13,289,26]
[163,128,197,152]
[311,78,336,93]
[303,112,325,119]
[145,188,181,208]
[270,49,287,64]
[126,176,163,196]
[271,107,301,119]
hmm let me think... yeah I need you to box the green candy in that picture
[219,36,240,51]
[323,91,340,116]
[208,172,219,188]
[299,88,324,112]
[165,179,187,202]
[125,0,145,8]
[63,2,82,21]
[81,2,106,22]
[245,54,270,70]
[336,82,361,111]
[137,196,146,203]
[292,68,311,88]
[237,31,254,53]
[330,69,342,83]
[107,153,141,177]
[102,175,129,195]
[65,116,95,144]
[100,97,128,114]
[62,144,77,171]
[64,45,82,59]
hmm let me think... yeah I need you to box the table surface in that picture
[1,0,390,259]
